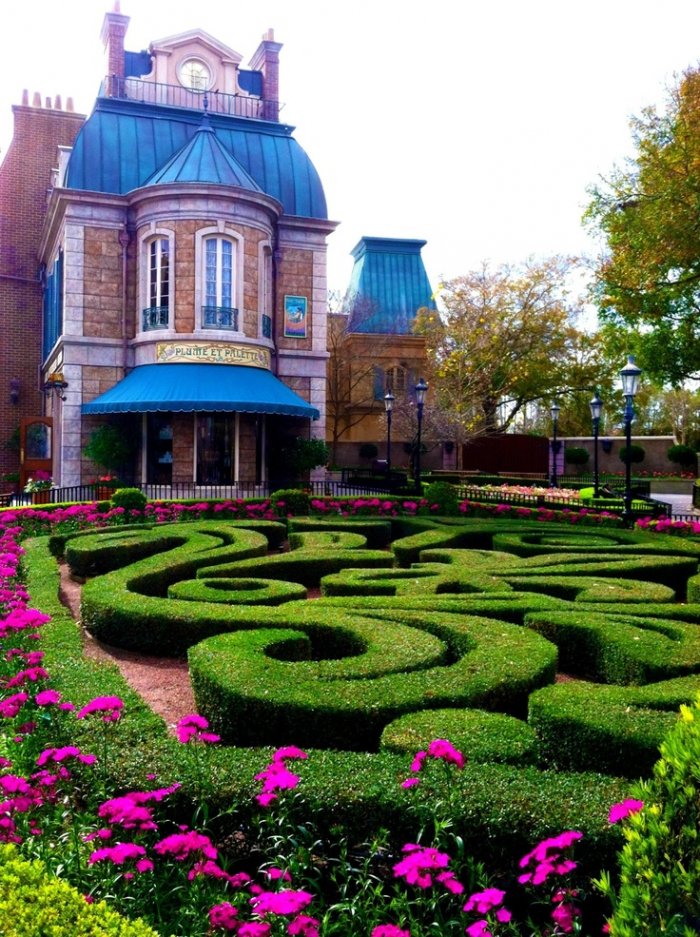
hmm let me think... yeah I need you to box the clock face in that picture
[180,59,211,92]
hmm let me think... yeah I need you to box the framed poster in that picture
[283,295,308,338]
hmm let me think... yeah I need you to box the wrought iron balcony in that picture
[101,77,281,122]
[202,306,238,330]
[142,306,169,331]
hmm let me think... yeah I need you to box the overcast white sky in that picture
[3,1,700,298]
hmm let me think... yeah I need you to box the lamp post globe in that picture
[619,356,642,524]
[384,390,394,477]
[589,391,603,497]
[414,378,428,493]
[550,402,561,488]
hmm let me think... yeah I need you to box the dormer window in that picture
[179,58,211,92]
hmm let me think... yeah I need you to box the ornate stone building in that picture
[0,6,334,491]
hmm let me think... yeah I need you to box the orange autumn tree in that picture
[413,258,605,440]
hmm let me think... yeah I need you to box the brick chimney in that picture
[100,1,130,96]
[249,29,283,121]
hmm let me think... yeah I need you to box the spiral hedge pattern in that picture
[63,515,700,777]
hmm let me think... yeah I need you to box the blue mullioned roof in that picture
[144,117,263,190]
[346,237,436,334]
[64,97,328,219]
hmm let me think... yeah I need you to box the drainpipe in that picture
[271,235,281,377]
[118,227,130,376]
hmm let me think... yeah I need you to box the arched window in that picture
[141,235,171,331]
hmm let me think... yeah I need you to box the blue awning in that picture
[81,364,319,419]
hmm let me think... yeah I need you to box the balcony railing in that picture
[142,306,169,331]
[202,306,238,330]
[100,76,281,121]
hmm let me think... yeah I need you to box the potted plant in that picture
[96,474,120,500]
[23,470,53,504]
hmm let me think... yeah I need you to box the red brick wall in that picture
[0,102,84,479]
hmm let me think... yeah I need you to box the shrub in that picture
[605,693,700,934]
[111,487,147,512]
[564,446,590,466]
[0,843,158,937]
[270,487,310,516]
[424,480,460,515]
[618,444,645,464]
[667,443,697,470]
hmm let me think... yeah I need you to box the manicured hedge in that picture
[529,675,700,776]
[19,510,700,879]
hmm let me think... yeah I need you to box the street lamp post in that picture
[589,391,603,497]
[414,377,428,493]
[620,356,642,524]
[384,390,394,479]
[550,402,561,488]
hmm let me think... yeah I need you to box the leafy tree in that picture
[585,67,700,384]
[412,258,606,438]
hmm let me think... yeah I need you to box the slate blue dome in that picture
[65,96,328,219]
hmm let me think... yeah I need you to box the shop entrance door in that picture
[20,418,53,490]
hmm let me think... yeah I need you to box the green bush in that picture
[424,480,460,515]
[380,707,538,766]
[619,444,645,464]
[0,845,158,937]
[605,693,700,935]
[111,487,147,512]
[270,487,310,516]
[667,443,697,469]
[564,446,590,466]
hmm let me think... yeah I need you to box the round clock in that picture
[179,58,211,92]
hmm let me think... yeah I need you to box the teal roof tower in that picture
[346,237,436,334]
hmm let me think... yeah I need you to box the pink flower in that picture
[255,760,302,807]
[466,922,491,937]
[393,844,462,892]
[153,829,218,864]
[209,902,239,931]
[287,914,320,936]
[36,746,96,767]
[89,842,150,867]
[272,746,307,762]
[464,888,507,914]
[608,798,644,824]
[76,696,123,723]
[176,713,220,744]
[551,900,580,932]
[427,738,465,768]
[98,795,158,831]
[250,889,314,916]
[238,924,271,937]
[371,927,411,937]
[0,692,28,718]
[518,831,582,886]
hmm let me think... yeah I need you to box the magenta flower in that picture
[255,758,303,807]
[287,915,320,936]
[401,738,465,787]
[5,666,49,688]
[153,829,218,863]
[238,924,271,937]
[518,830,582,886]
[209,902,239,931]
[393,844,462,892]
[466,922,492,937]
[36,746,96,767]
[89,842,152,872]
[463,888,507,915]
[371,927,411,937]
[608,798,644,824]
[76,696,124,723]
[250,889,313,916]
[0,692,28,718]
[272,745,307,762]
[175,713,220,744]
[98,795,158,831]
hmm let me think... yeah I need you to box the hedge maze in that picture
[29,514,700,866]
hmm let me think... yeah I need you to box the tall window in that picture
[203,237,237,329]
[143,238,170,331]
